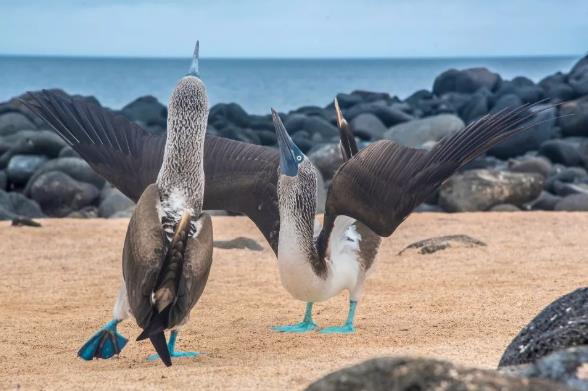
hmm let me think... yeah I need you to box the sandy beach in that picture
[1,212,587,390]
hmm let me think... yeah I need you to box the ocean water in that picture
[0,55,579,114]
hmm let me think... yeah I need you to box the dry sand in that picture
[0,212,587,390]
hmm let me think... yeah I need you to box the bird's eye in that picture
[296,156,302,162]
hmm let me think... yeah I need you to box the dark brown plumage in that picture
[21,90,281,253]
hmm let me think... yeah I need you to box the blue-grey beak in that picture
[271,108,303,177]
[188,41,199,77]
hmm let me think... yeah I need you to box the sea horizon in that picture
[0,54,581,114]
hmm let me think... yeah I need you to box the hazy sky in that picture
[1,0,586,58]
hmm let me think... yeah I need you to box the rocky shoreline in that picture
[1,54,588,220]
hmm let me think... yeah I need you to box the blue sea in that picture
[0,55,579,114]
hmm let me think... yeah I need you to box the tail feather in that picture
[137,305,172,367]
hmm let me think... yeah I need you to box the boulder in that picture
[209,102,250,128]
[29,171,99,217]
[349,113,387,140]
[527,191,561,211]
[499,287,588,367]
[58,146,80,158]
[488,104,557,159]
[0,112,37,136]
[284,113,307,133]
[305,356,568,391]
[6,154,49,186]
[24,157,105,195]
[552,182,588,197]
[539,72,576,101]
[302,116,338,140]
[256,130,277,146]
[508,156,552,179]
[335,93,363,108]
[436,92,472,114]
[384,114,464,148]
[98,188,135,218]
[559,96,588,137]
[439,169,544,212]
[67,206,99,219]
[0,190,45,220]
[554,194,588,211]
[568,55,588,96]
[307,144,343,181]
[217,125,260,145]
[494,76,544,103]
[120,96,167,130]
[490,93,523,114]
[350,90,393,102]
[433,67,501,95]
[458,88,490,123]
[0,170,6,190]
[462,155,507,171]
[539,139,584,167]
[248,114,274,131]
[0,130,67,168]
[502,346,588,391]
[344,102,413,127]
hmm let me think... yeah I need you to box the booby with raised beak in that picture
[268,100,550,333]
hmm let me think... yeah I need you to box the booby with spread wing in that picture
[268,100,549,333]
[24,43,218,366]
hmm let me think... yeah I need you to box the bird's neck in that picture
[157,114,207,212]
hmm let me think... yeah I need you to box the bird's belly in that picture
[278,256,332,302]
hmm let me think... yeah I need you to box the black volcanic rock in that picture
[499,287,588,367]
[494,76,544,104]
[559,96,588,137]
[568,55,588,96]
[540,72,576,101]
[305,356,569,391]
[433,67,502,95]
[121,95,167,131]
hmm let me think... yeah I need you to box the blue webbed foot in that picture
[146,330,200,362]
[272,321,318,333]
[319,324,355,334]
[78,319,128,360]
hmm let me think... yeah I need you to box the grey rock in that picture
[24,157,105,195]
[384,114,464,148]
[398,234,486,255]
[490,203,521,212]
[509,156,552,178]
[209,103,250,128]
[553,182,588,197]
[0,190,45,220]
[494,76,544,104]
[256,130,277,146]
[559,96,588,137]
[462,155,508,171]
[344,102,413,127]
[568,55,588,96]
[439,169,544,212]
[29,171,99,217]
[433,67,502,95]
[488,104,557,159]
[350,90,393,102]
[499,287,588,367]
[307,143,343,181]
[120,95,167,131]
[0,130,67,168]
[67,206,99,219]
[437,92,472,114]
[0,170,6,190]
[0,112,36,136]
[305,356,567,391]
[501,346,588,391]
[98,188,135,218]
[213,237,264,251]
[539,72,576,101]
[302,116,338,140]
[58,146,80,158]
[555,194,588,211]
[284,113,307,133]
[349,113,387,140]
[491,93,523,114]
[527,191,561,211]
[458,88,490,123]
[540,139,584,167]
[335,93,363,108]
[6,154,48,186]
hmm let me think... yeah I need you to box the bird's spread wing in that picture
[22,90,281,253]
[320,103,547,249]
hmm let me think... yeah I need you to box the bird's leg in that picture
[320,300,357,334]
[78,285,129,360]
[272,302,318,333]
[147,330,200,361]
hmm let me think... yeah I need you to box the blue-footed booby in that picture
[26,43,214,366]
[267,100,552,333]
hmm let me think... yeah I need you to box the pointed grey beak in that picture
[271,108,302,177]
[188,41,199,77]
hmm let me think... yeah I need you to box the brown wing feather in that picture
[22,90,281,253]
[322,103,547,244]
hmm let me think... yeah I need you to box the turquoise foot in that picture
[146,330,199,362]
[78,319,128,360]
[319,324,355,334]
[272,321,318,333]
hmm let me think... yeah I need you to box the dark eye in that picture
[296,156,302,162]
